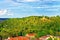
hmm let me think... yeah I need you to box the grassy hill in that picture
[0,16,60,38]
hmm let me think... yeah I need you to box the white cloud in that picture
[0,9,13,16]
[14,0,40,2]
[7,13,13,16]
[16,0,60,2]
[4,0,19,7]
[22,0,39,2]
[0,9,7,15]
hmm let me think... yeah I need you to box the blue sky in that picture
[0,0,60,18]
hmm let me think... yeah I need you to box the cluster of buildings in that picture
[4,33,60,40]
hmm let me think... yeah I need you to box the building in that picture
[26,33,36,38]
[39,35,50,40]
[8,36,29,40]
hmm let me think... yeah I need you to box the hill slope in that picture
[0,16,60,38]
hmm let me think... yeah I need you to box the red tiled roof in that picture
[23,37,29,40]
[27,33,35,36]
[8,36,29,40]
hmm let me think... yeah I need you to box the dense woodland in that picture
[0,16,60,39]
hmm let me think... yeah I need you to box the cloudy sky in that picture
[0,0,60,18]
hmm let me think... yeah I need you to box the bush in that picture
[47,37,52,40]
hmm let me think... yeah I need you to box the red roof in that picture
[8,36,29,40]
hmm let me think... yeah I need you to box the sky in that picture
[0,0,60,18]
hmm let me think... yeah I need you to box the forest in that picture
[0,16,60,39]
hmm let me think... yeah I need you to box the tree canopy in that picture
[0,16,60,38]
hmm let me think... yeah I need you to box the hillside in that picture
[0,16,60,38]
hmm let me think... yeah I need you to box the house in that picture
[39,35,50,40]
[26,33,36,40]
[26,33,36,38]
[8,36,29,40]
